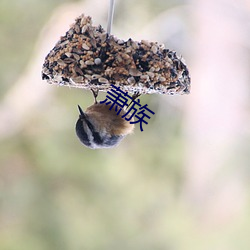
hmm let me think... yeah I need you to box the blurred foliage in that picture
[0,0,71,97]
[0,1,187,249]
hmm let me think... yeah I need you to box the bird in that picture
[75,93,134,149]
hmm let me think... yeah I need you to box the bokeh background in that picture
[1,0,250,249]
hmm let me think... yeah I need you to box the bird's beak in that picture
[77,105,86,119]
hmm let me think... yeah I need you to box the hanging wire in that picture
[107,0,115,34]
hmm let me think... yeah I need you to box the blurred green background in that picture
[1,0,250,249]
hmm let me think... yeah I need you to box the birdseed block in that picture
[42,14,190,95]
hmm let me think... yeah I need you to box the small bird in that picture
[75,101,134,149]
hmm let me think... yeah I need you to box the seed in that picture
[57,59,67,66]
[59,40,69,47]
[72,48,84,55]
[122,53,130,60]
[147,72,154,78]
[75,24,80,34]
[74,66,83,75]
[84,69,94,74]
[72,53,80,60]
[98,77,109,84]
[90,38,97,48]
[100,33,107,43]
[80,60,85,67]
[116,55,123,62]
[140,75,149,81]
[132,41,139,50]
[85,60,94,65]
[68,29,73,36]
[125,48,132,53]
[84,74,91,80]
[92,74,101,79]
[151,45,158,54]
[118,39,125,45]
[82,43,90,50]
[141,40,151,47]
[72,76,84,83]
[88,29,94,39]
[94,58,102,65]
[128,77,135,84]
[81,25,88,34]
[63,58,75,64]
[65,52,72,58]
[129,68,142,77]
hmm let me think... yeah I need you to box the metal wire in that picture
[107,0,115,34]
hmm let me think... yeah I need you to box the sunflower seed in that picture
[92,74,101,79]
[81,25,87,34]
[63,58,75,64]
[141,40,150,47]
[57,59,67,66]
[72,76,84,83]
[74,66,83,75]
[72,53,80,60]
[82,43,90,50]
[65,52,72,58]
[75,24,80,34]
[85,60,94,65]
[140,75,149,81]
[128,77,135,84]
[151,45,158,54]
[129,68,142,77]
[98,77,109,84]
[147,72,154,78]
[59,40,69,47]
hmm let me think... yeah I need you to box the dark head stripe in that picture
[75,119,92,147]
[84,119,103,145]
